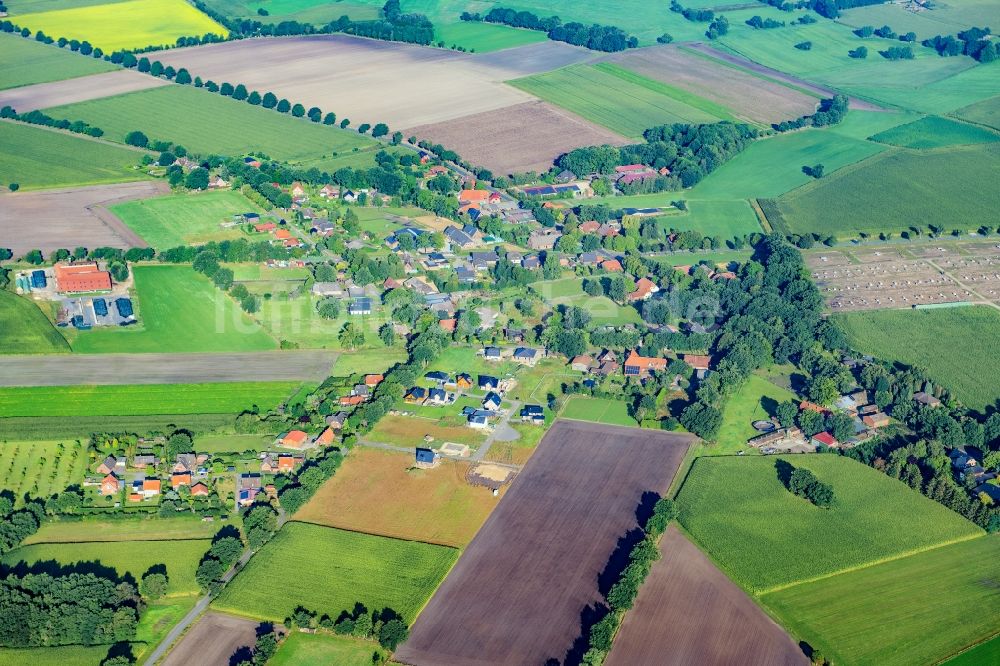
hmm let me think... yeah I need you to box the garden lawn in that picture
[561,395,638,427]
[871,115,1000,149]
[509,63,725,139]
[213,522,458,623]
[711,373,795,455]
[194,433,274,453]
[0,122,146,190]
[110,190,261,248]
[255,293,391,349]
[834,306,1000,412]
[677,455,982,593]
[529,277,642,326]
[762,535,1000,666]
[2,538,210,594]
[0,290,70,354]
[68,264,277,353]
[0,381,300,416]
[0,32,115,90]
[270,631,385,666]
[44,84,376,165]
[434,21,547,52]
[23,516,220,544]
[13,0,228,51]
[0,439,87,502]
[774,144,1000,238]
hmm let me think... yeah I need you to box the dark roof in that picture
[425,371,450,382]
[115,298,133,318]
[521,404,543,416]
[415,447,436,463]
[479,375,499,388]
[92,298,108,317]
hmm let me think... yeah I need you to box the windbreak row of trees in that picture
[461,8,638,51]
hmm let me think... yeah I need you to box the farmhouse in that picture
[528,228,561,251]
[628,277,659,302]
[278,430,309,449]
[513,347,540,366]
[571,355,594,372]
[171,472,192,488]
[624,350,667,377]
[54,262,112,293]
[812,431,840,448]
[520,404,545,424]
[100,474,120,495]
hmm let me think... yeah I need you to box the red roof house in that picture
[100,474,120,495]
[623,350,667,377]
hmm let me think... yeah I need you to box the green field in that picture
[0,412,233,440]
[0,645,115,666]
[835,306,1000,412]
[955,95,1000,131]
[0,291,70,354]
[658,199,762,239]
[711,373,795,455]
[434,20,547,52]
[24,516,221,544]
[331,347,407,376]
[0,439,87,501]
[561,395,638,427]
[45,84,377,165]
[255,293,392,349]
[68,264,277,353]
[529,277,642,326]
[2,538,210,594]
[677,455,982,593]
[213,522,458,623]
[270,631,385,666]
[0,381,300,417]
[14,0,227,51]
[871,115,1000,149]
[774,144,1000,237]
[845,59,1000,116]
[0,121,147,190]
[945,633,1000,666]
[111,190,261,248]
[0,32,115,90]
[762,535,1000,666]
[509,63,727,139]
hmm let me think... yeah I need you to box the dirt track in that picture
[161,612,259,666]
[606,527,808,666]
[395,420,693,666]
[0,181,166,255]
[0,69,169,112]
[0,350,339,386]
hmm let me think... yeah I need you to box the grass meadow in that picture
[955,95,1000,131]
[68,264,277,353]
[0,645,114,666]
[676,455,982,593]
[213,522,458,623]
[871,115,1000,149]
[561,395,638,427]
[835,306,1000,412]
[270,631,385,666]
[846,60,1000,115]
[945,633,1000,666]
[24,516,220,544]
[762,535,1000,666]
[658,199,762,238]
[529,277,642,326]
[434,21,547,52]
[0,381,301,417]
[0,32,115,90]
[0,439,87,502]
[0,413,234,441]
[14,0,227,51]
[45,84,377,165]
[111,190,261,248]
[710,373,795,455]
[366,413,488,448]
[0,122,146,190]
[774,144,1000,237]
[0,291,70,354]
[255,292,391,349]
[331,347,407,376]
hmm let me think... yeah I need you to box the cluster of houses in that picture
[951,448,1000,503]
[337,374,384,408]
[96,451,211,502]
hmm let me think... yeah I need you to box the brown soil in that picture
[161,612,259,666]
[0,70,169,112]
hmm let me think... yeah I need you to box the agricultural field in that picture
[509,63,729,139]
[835,306,1000,412]
[23,516,220,544]
[0,70,169,113]
[954,95,1000,131]
[366,413,487,448]
[397,421,693,666]
[0,122,148,191]
[0,32,115,90]
[213,522,458,623]
[296,448,498,547]
[12,0,228,51]
[2,538,210,594]
[160,612,258,666]
[676,455,983,593]
[0,381,301,417]
[945,634,1000,666]
[712,373,796,455]
[44,84,377,165]
[762,535,1000,666]
[0,413,234,440]
[434,21,547,52]
[0,645,114,666]
[774,144,1000,238]
[560,395,638,427]
[871,115,1000,149]
[0,439,87,502]
[110,190,262,248]
[67,265,277,353]
[659,199,762,239]
[0,291,70,354]
[606,527,806,666]
[269,631,385,666]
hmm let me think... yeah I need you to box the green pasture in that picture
[0,439,87,502]
[662,199,762,238]
[0,645,116,666]
[0,291,70,354]
[2,538,210,594]
[0,413,233,440]
[0,121,147,190]
[24,516,221,544]
[10,0,133,12]
[944,633,1000,666]
[871,115,1000,149]
[835,306,1000,412]
[111,190,261,248]
[561,395,638,427]
[256,293,391,349]
[44,84,377,165]
[509,63,726,139]
[677,455,982,593]
[847,61,1000,115]
[0,381,300,417]
[762,535,1000,666]
[710,373,796,455]
[270,631,385,666]
[331,347,407,375]
[0,32,115,90]
[194,433,274,453]
[213,522,458,623]
[954,95,1000,131]
[67,264,277,353]
[435,20,547,52]
[529,277,642,326]
[774,144,1000,237]
[837,1,1000,38]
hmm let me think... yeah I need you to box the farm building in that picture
[30,270,47,289]
[415,447,439,468]
[100,474,120,495]
[54,262,112,293]
[115,298,134,318]
[628,277,659,302]
[278,430,309,449]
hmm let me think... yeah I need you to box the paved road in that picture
[0,350,339,386]
[472,399,521,462]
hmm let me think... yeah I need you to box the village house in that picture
[190,482,210,497]
[483,391,502,411]
[405,386,428,404]
[139,478,161,498]
[483,346,503,361]
[100,474,120,495]
[512,347,540,366]
[914,391,942,407]
[623,349,667,378]
[208,175,229,189]
[683,354,711,378]
[319,184,340,199]
[520,404,545,424]
[528,228,561,251]
[479,375,500,391]
[314,427,336,447]
[571,355,594,372]
[278,430,310,449]
[238,473,263,506]
[97,455,125,475]
[862,412,891,429]
[628,277,659,302]
[171,471,192,489]
[415,447,440,468]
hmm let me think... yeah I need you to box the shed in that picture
[415,447,439,468]
[115,298,134,318]
[30,270,47,289]
[92,298,108,317]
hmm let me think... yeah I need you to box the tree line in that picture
[772,94,848,132]
[923,27,997,63]
[461,8,638,52]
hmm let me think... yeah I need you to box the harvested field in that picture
[160,612,258,666]
[0,350,337,386]
[603,45,817,126]
[0,181,165,255]
[606,527,807,666]
[405,100,628,175]
[0,69,169,112]
[395,420,693,666]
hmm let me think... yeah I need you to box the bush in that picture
[125,130,149,147]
